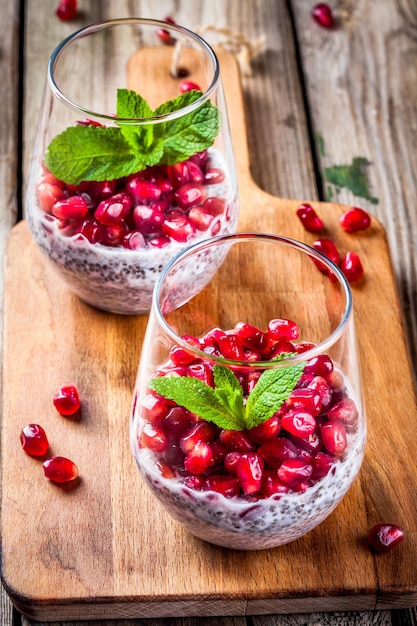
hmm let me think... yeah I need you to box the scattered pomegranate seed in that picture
[52,195,89,220]
[321,420,347,455]
[236,452,264,494]
[53,383,81,416]
[339,207,371,232]
[340,251,364,283]
[43,456,79,483]
[278,459,313,487]
[311,3,335,29]
[313,238,340,267]
[179,80,202,93]
[296,203,324,233]
[20,424,49,458]
[281,410,317,438]
[368,523,405,554]
[56,0,77,20]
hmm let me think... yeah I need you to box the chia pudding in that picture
[130,320,366,551]
[28,147,238,315]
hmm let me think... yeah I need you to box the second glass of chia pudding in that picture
[25,18,238,314]
[130,233,367,550]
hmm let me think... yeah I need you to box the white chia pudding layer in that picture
[134,431,365,550]
[27,148,237,315]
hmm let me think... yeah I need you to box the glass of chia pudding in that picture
[130,233,367,550]
[25,18,238,314]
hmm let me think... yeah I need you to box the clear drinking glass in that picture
[130,233,367,550]
[25,18,238,314]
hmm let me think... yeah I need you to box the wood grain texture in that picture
[3,1,415,626]
[2,44,417,622]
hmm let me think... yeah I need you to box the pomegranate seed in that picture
[74,218,106,244]
[248,415,281,443]
[43,456,79,483]
[258,437,298,469]
[368,523,405,554]
[328,397,358,426]
[100,222,129,247]
[132,205,164,235]
[163,407,190,436]
[169,335,201,365]
[268,318,300,341]
[148,235,170,248]
[37,181,66,212]
[56,0,77,20]
[292,431,322,454]
[313,238,340,267]
[20,424,49,458]
[219,430,256,453]
[340,251,364,283]
[311,3,335,28]
[236,452,264,494]
[52,195,89,220]
[261,470,289,498]
[183,475,204,490]
[205,168,225,185]
[141,422,169,452]
[156,27,176,46]
[188,206,214,231]
[162,213,196,242]
[281,410,317,437]
[218,334,246,360]
[204,474,240,497]
[339,207,371,232]
[287,388,322,416]
[305,354,334,378]
[88,180,116,200]
[155,459,176,479]
[127,178,162,203]
[180,422,215,453]
[278,459,313,487]
[308,376,332,409]
[122,231,146,250]
[321,420,347,455]
[179,80,202,93]
[311,451,334,480]
[296,203,324,233]
[235,322,269,351]
[94,192,132,226]
[224,451,242,473]
[175,183,206,209]
[53,383,81,416]
[202,196,226,216]
[186,362,214,386]
[184,441,214,474]
[141,393,169,427]
[167,162,191,188]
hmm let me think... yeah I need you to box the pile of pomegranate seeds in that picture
[311,3,335,29]
[139,319,359,500]
[296,202,370,283]
[36,148,229,250]
[368,523,405,554]
[20,383,81,484]
[56,0,77,21]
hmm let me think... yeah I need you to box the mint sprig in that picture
[44,88,220,185]
[148,358,305,432]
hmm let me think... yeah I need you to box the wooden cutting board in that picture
[2,48,417,622]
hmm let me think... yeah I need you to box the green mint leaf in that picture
[44,125,141,185]
[148,376,245,431]
[158,101,221,165]
[213,366,246,429]
[116,88,162,158]
[245,360,306,430]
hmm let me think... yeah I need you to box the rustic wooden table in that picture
[1,1,416,625]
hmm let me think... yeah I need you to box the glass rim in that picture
[153,232,354,369]
[47,17,220,124]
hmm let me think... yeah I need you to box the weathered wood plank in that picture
[291,0,417,383]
